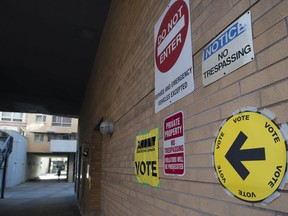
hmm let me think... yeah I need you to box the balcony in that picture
[50,140,77,153]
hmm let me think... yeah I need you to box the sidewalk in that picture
[0,179,81,216]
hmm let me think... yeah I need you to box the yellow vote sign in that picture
[213,109,287,202]
[134,128,160,188]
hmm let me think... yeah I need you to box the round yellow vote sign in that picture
[213,110,287,202]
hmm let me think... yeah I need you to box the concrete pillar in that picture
[67,153,75,182]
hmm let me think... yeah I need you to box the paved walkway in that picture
[0,179,81,216]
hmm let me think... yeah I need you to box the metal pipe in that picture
[1,156,8,199]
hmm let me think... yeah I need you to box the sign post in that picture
[213,108,288,203]
[163,111,185,176]
[154,0,194,113]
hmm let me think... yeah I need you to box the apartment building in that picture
[0,112,78,181]
[0,112,27,135]
[25,114,77,153]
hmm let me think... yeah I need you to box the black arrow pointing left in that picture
[225,131,266,180]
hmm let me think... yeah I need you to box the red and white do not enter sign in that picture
[155,0,189,73]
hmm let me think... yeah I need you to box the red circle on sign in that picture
[155,0,189,73]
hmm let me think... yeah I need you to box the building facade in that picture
[78,0,288,216]
[25,114,78,153]
[0,112,27,135]
[25,114,78,181]
[0,112,78,181]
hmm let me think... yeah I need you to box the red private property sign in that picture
[154,0,194,113]
[163,111,185,176]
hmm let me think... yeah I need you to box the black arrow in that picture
[225,131,265,180]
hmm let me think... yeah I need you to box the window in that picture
[62,117,72,127]
[52,116,61,126]
[1,112,12,121]
[35,114,47,123]
[34,133,44,142]
[48,133,72,142]
[1,112,24,122]
[52,116,72,127]
[48,134,57,142]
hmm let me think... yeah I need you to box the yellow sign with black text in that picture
[214,111,287,202]
[134,128,159,188]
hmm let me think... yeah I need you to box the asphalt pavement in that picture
[0,179,81,216]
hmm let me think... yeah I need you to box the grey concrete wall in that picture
[67,153,75,182]
[25,154,49,180]
[0,130,27,188]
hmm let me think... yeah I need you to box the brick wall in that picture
[78,131,103,216]
[79,0,288,215]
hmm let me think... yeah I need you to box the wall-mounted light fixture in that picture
[83,149,89,157]
[82,144,89,157]
[100,121,114,136]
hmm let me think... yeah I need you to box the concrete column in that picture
[67,153,75,182]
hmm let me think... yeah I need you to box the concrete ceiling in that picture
[0,0,111,117]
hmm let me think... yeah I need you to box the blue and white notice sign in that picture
[202,11,254,86]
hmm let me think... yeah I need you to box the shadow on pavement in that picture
[0,179,81,216]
